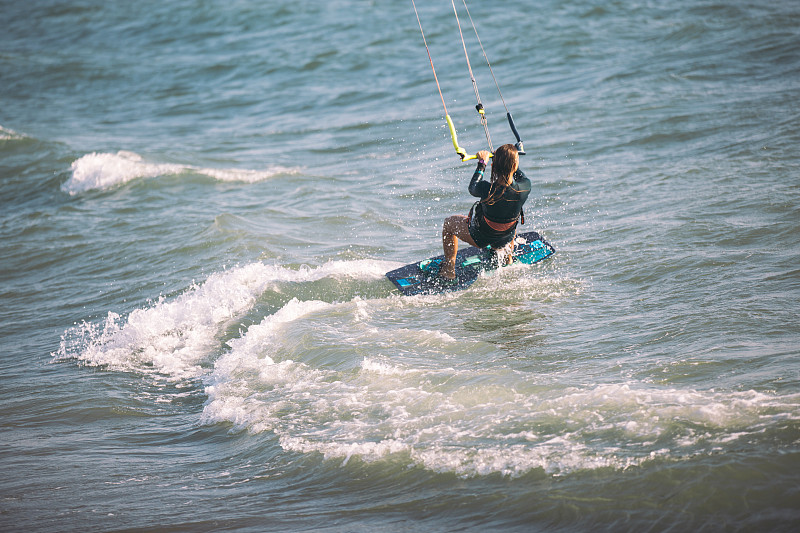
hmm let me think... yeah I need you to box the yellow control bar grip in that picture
[445,115,492,162]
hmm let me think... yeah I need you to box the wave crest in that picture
[61,150,299,194]
[53,260,391,378]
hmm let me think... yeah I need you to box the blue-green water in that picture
[2,1,799,531]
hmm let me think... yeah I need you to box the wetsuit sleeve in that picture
[468,161,490,198]
[513,169,532,206]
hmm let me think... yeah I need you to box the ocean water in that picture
[2,0,799,531]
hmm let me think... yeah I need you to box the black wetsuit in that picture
[467,161,531,249]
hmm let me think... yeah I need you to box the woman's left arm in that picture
[469,161,488,197]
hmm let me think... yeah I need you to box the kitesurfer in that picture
[440,143,531,280]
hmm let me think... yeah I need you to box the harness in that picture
[483,217,517,232]
[468,200,525,233]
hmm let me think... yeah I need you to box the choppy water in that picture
[2,1,799,531]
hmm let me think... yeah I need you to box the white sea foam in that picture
[55,256,799,478]
[360,357,408,376]
[61,150,299,194]
[0,125,27,140]
[54,260,392,378]
[54,263,275,377]
[201,323,800,478]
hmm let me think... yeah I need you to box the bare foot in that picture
[439,261,456,280]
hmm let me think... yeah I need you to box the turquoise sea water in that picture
[2,1,799,531]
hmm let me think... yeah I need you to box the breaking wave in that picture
[61,150,300,194]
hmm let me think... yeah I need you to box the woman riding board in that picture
[440,143,531,280]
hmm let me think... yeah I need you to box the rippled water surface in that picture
[2,1,799,531]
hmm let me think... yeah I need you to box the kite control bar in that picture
[446,115,491,162]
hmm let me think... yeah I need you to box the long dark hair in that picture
[485,144,519,205]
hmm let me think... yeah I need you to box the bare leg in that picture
[441,215,478,279]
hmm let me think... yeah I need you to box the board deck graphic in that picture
[385,231,555,296]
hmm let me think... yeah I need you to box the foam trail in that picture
[54,260,392,378]
[61,151,299,194]
[202,318,800,478]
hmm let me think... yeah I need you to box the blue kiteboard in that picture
[385,231,555,296]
